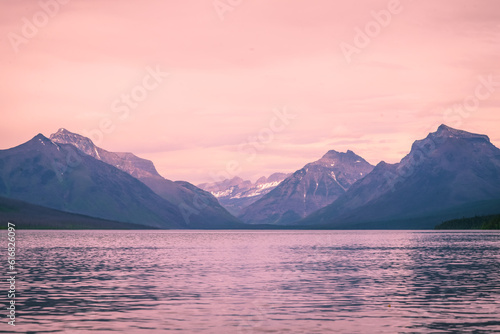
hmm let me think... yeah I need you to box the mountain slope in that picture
[50,129,160,178]
[0,134,184,228]
[50,128,241,228]
[300,125,500,228]
[238,150,374,225]
[0,196,154,229]
[197,173,290,215]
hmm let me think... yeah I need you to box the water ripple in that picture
[1,230,499,333]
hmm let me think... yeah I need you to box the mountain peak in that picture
[50,128,93,143]
[49,129,163,178]
[34,133,48,140]
[19,134,59,151]
[228,176,245,184]
[32,133,55,146]
[50,129,98,157]
[321,149,341,160]
[433,124,490,143]
[53,128,79,138]
[255,176,267,185]
[321,149,361,161]
[437,124,452,132]
[55,128,71,134]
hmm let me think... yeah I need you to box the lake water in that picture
[2,230,500,333]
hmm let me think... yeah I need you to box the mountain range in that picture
[0,134,186,228]
[1,124,499,229]
[50,129,239,228]
[299,125,500,228]
[197,173,290,215]
[0,131,241,229]
[238,150,374,224]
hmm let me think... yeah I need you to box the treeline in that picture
[435,214,500,230]
[0,196,156,230]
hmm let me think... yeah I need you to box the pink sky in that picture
[1,0,499,184]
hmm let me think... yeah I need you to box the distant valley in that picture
[197,173,290,216]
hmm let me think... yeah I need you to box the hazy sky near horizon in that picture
[1,0,499,184]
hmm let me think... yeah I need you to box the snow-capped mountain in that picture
[50,129,159,179]
[238,150,374,225]
[198,173,290,215]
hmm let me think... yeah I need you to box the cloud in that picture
[0,0,499,182]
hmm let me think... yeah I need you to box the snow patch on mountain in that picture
[197,173,290,215]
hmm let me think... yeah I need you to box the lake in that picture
[2,230,500,333]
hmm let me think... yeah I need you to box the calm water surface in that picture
[2,230,500,333]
